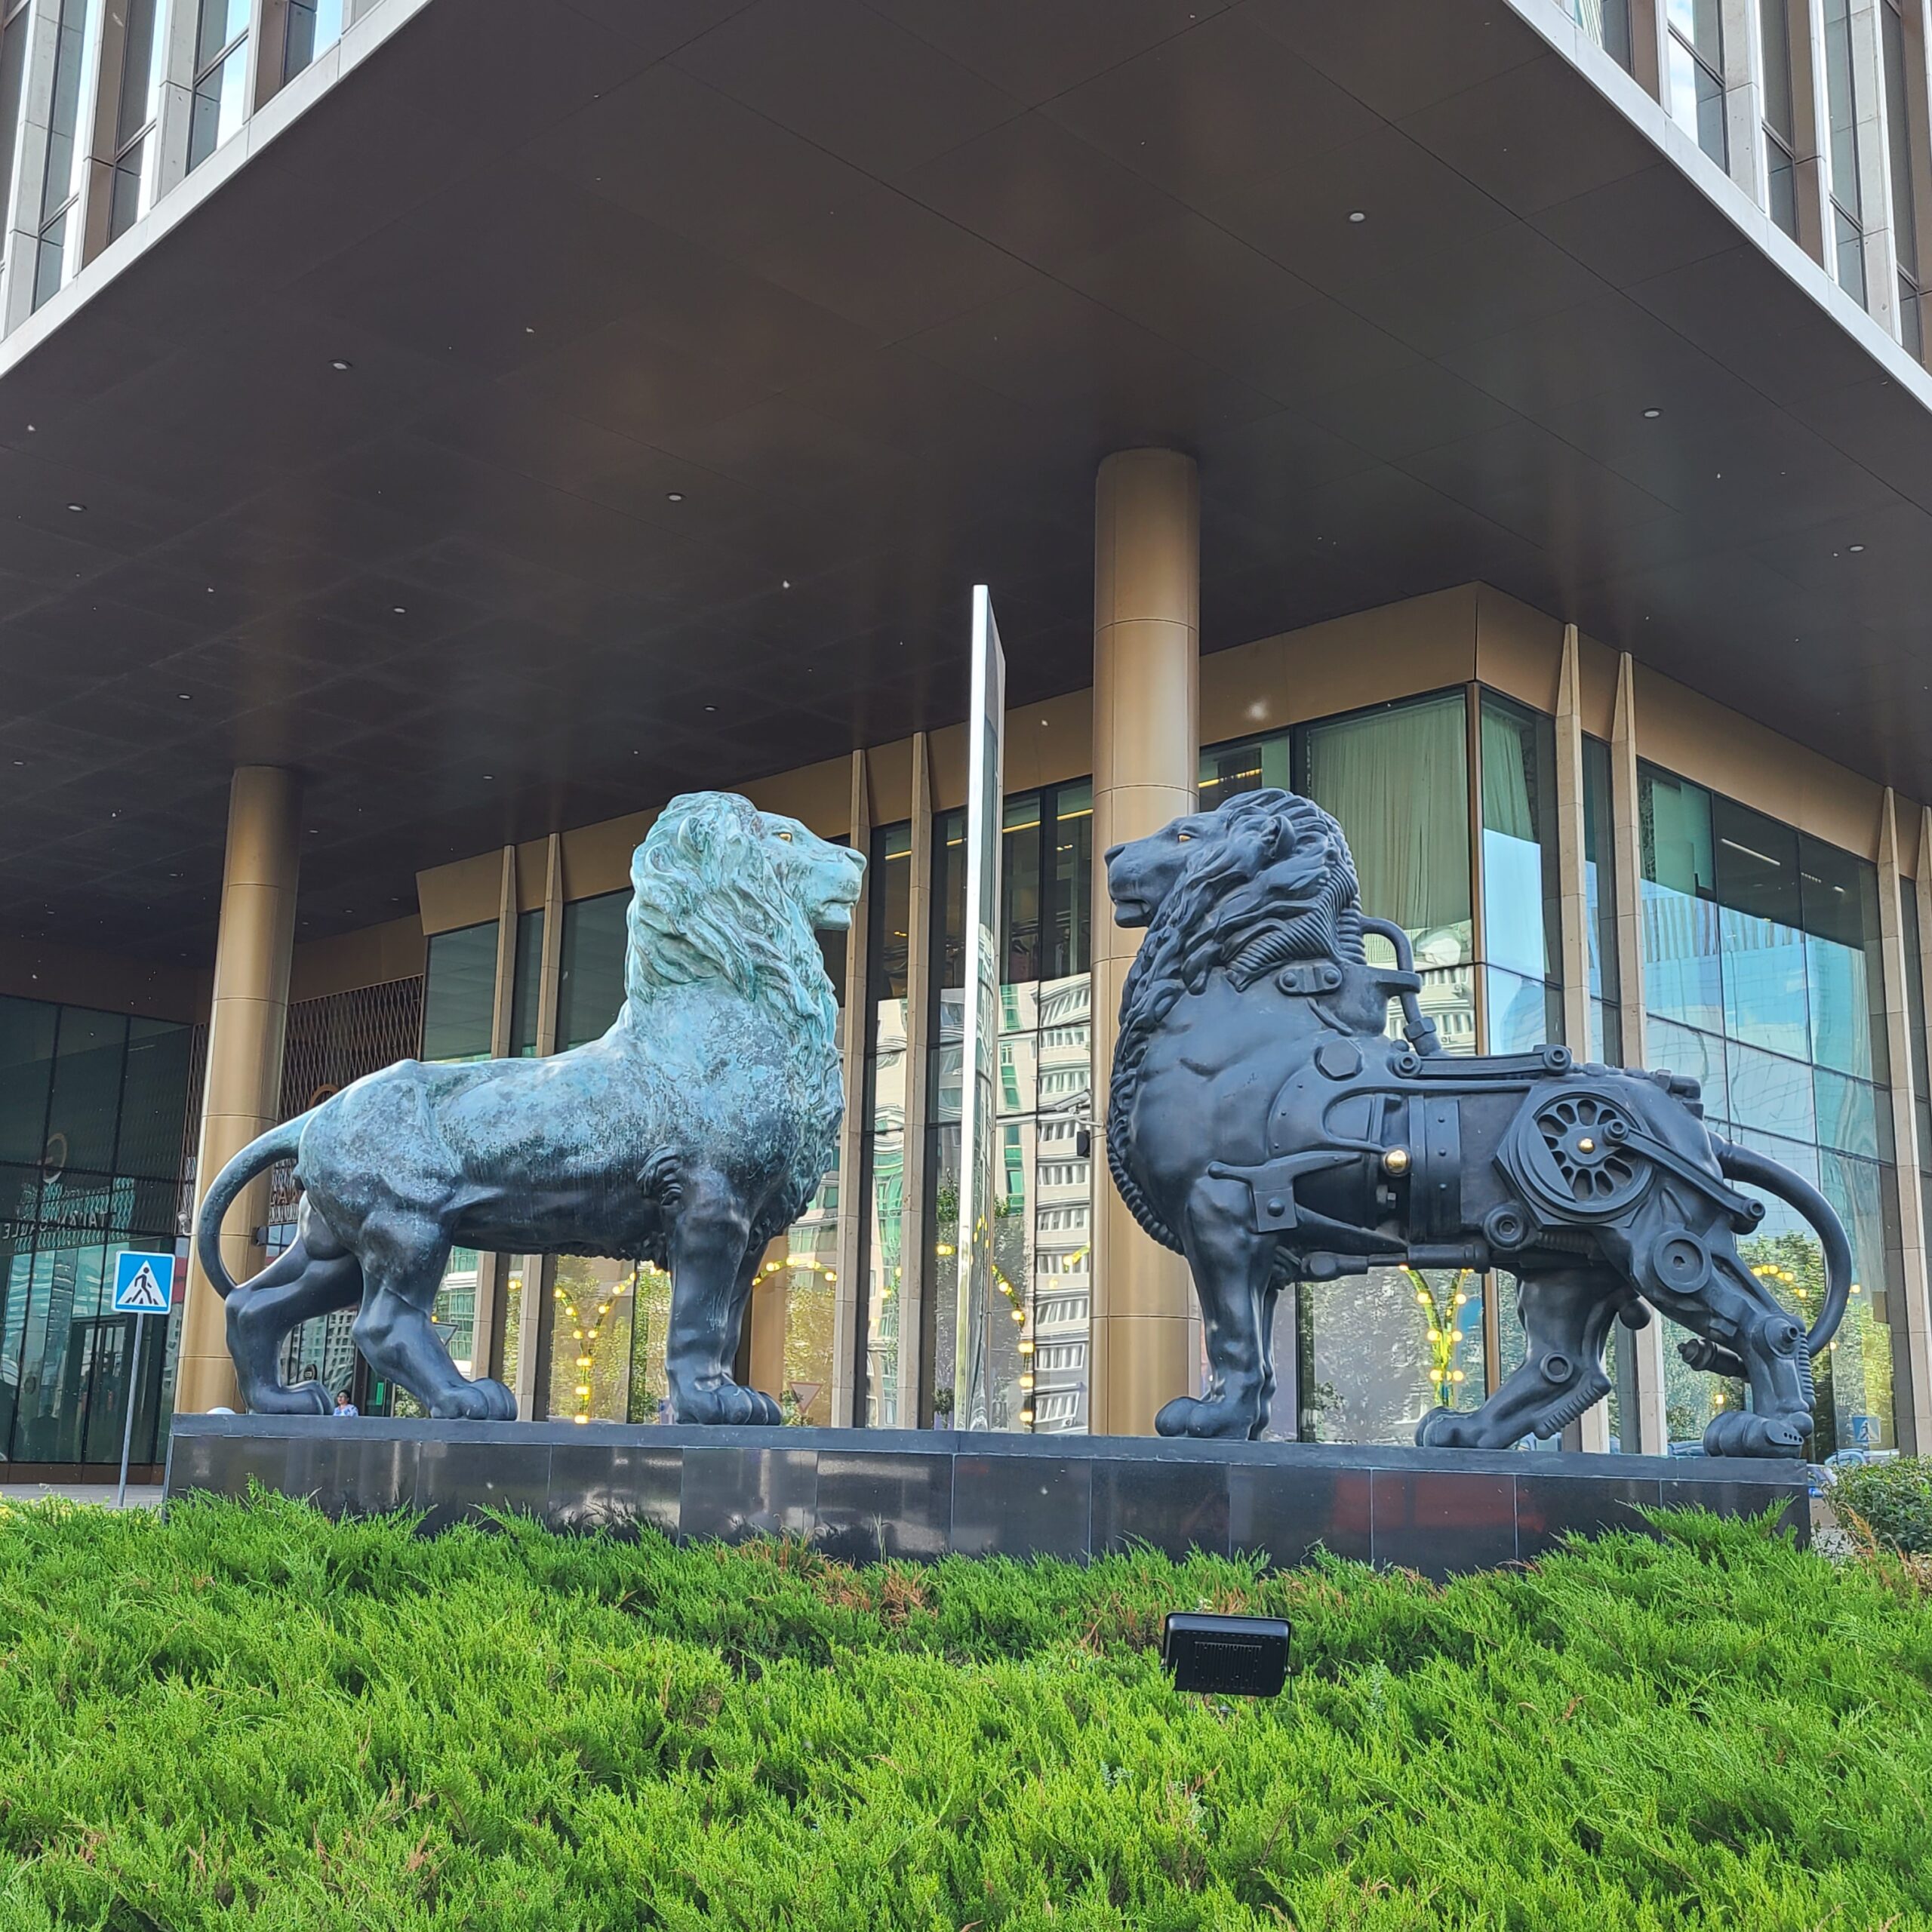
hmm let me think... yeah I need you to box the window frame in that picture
[1665,0,1730,168]
[186,0,250,172]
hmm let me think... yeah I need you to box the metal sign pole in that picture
[115,1313,145,1510]
[109,1251,174,1510]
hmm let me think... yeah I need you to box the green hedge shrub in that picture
[1832,1454,1932,1551]
[0,1493,1922,1930]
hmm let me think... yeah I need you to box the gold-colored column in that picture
[1553,629,1595,1058]
[1609,654,1670,1454]
[830,750,872,1427]
[177,767,303,1414]
[1089,448,1200,1436]
[749,1270,788,1396]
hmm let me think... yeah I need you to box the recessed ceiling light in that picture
[176,692,191,701]
[482,773,494,780]
[666,491,684,502]
[704,703,718,712]
[1642,407,1662,419]
[781,579,791,589]
[65,502,84,512]
[1849,543,1866,552]
[392,605,407,614]
[330,359,352,371]
[1347,210,1366,223]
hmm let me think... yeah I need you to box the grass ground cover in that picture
[0,1495,1926,1930]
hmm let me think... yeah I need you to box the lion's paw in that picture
[1415,1407,1475,1448]
[672,1382,785,1426]
[1702,1409,1805,1457]
[429,1377,518,1422]
[1155,1393,1257,1440]
[245,1377,335,1417]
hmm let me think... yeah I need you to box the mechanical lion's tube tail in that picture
[1715,1137,1854,1354]
[193,1115,310,1299]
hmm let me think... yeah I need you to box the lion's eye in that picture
[775,831,793,843]
[1176,832,1193,843]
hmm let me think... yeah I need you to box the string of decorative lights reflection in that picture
[1750,1257,1859,1354]
[1407,1265,1474,1410]
[935,1238,1035,1428]
[552,1270,636,1424]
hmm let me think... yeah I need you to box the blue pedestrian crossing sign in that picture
[112,1251,176,1315]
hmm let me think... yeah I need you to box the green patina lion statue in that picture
[195,791,864,1422]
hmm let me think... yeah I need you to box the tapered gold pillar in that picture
[176,767,303,1414]
[1089,448,1200,1435]
[749,1269,788,1398]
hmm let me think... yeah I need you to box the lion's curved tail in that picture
[194,1114,312,1299]
[1715,1137,1854,1355]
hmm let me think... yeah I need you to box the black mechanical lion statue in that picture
[1103,787,1850,1457]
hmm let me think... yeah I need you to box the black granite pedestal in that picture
[163,1415,1807,1578]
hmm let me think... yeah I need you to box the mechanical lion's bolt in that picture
[1383,1147,1411,1175]
[1577,1137,1596,1154]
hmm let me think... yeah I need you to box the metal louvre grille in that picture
[278,976,424,1120]
[268,977,425,1217]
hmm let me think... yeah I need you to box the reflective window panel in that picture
[285,0,343,81]
[420,920,497,1063]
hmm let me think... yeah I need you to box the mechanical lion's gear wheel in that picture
[1503,1088,1652,1223]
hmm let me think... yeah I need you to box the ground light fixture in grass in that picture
[1159,1611,1291,1697]
[0,1491,1928,1928]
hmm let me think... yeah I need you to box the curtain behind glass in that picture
[1479,704,1536,841]
[1303,694,1472,961]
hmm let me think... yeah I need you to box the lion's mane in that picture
[625,792,844,1227]
[1107,789,1365,1251]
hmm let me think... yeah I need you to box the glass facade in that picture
[1824,0,1870,307]
[1204,691,1477,1053]
[1762,0,1800,238]
[188,0,250,171]
[32,0,100,310]
[857,823,912,1426]
[1882,0,1924,356]
[107,0,164,241]
[0,996,192,1467]
[284,0,343,82]
[420,919,497,1063]
[0,0,27,274]
[1481,693,1564,1057]
[1639,764,1897,1456]
[1570,0,1633,72]
[1666,0,1729,167]
[0,0,1922,380]
[923,781,1094,1434]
